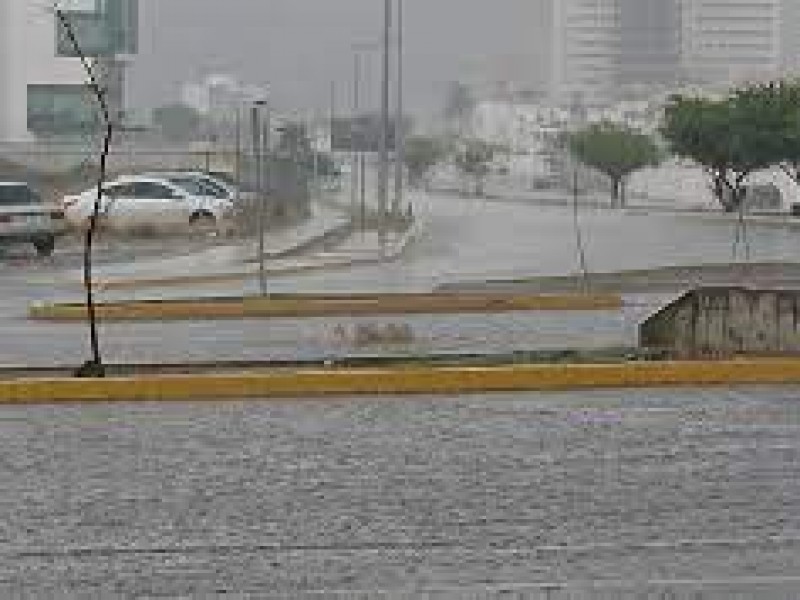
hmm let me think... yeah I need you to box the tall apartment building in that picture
[0,0,137,143]
[549,0,621,108]
[680,0,783,85]
[618,0,682,88]
[781,0,800,74]
[546,0,792,107]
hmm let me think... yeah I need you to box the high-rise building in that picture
[0,0,138,142]
[549,0,621,108]
[618,0,681,89]
[545,0,793,108]
[781,0,800,75]
[680,0,783,85]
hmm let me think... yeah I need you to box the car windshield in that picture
[169,177,228,199]
[197,177,231,198]
[208,171,237,187]
[0,185,39,205]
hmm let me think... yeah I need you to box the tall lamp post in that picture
[252,99,269,297]
[351,51,361,222]
[352,41,380,233]
[378,0,392,253]
[392,0,405,217]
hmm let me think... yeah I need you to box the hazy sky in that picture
[129,0,549,115]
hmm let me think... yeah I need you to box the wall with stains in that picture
[640,287,800,357]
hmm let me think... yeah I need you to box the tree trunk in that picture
[611,177,621,208]
[733,185,747,213]
[713,174,736,212]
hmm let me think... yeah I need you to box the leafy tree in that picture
[152,103,202,142]
[455,139,495,196]
[569,121,661,207]
[732,81,800,186]
[403,136,446,188]
[661,94,775,212]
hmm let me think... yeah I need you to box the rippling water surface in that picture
[1,388,798,597]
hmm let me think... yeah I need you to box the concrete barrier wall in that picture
[640,287,800,357]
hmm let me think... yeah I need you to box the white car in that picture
[0,182,66,256]
[151,171,259,206]
[63,175,236,233]
[146,171,243,203]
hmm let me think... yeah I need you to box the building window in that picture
[55,0,138,57]
[27,85,98,135]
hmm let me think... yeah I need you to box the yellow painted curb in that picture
[1,359,800,404]
[29,292,624,322]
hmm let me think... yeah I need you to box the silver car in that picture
[0,182,65,257]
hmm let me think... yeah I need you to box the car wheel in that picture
[189,212,218,236]
[33,236,55,258]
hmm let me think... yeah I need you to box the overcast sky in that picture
[129,0,550,116]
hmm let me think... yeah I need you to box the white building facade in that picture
[680,0,783,85]
[0,1,86,142]
[547,0,792,109]
[549,0,621,109]
[0,0,137,143]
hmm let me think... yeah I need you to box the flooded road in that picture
[1,388,798,596]
[4,191,800,366]
[255,193,800,295]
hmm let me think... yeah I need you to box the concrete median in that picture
[28,292,625,322]
[1,358,800,404]
[93,217,420,292]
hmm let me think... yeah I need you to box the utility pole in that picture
[312,114,320,200]
[263,104,272,233]
[329,81,336,154]
[351,52,361,220]
[378,0,392,252]
[234,106,242,206]
[393,0,405,217]
[360,152,367,232]
[252,100,268,297]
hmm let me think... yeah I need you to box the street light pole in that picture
[393,0,404,217]
[312,114,320,200]
[253,100,268,297]
[351,51,361,221]
[234,106,242,206]
[378,0,392,252]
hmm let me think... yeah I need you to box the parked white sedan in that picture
[145,171,243,203]
[63,175,236,233]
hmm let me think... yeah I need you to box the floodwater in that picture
[257,193,800,295]
[1,388,798,596]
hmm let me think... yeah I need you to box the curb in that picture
[246,217,354,261]
[2,359,800,404]
[92,220,415,293]
[28,292,624,322]
[82,209,352,293]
